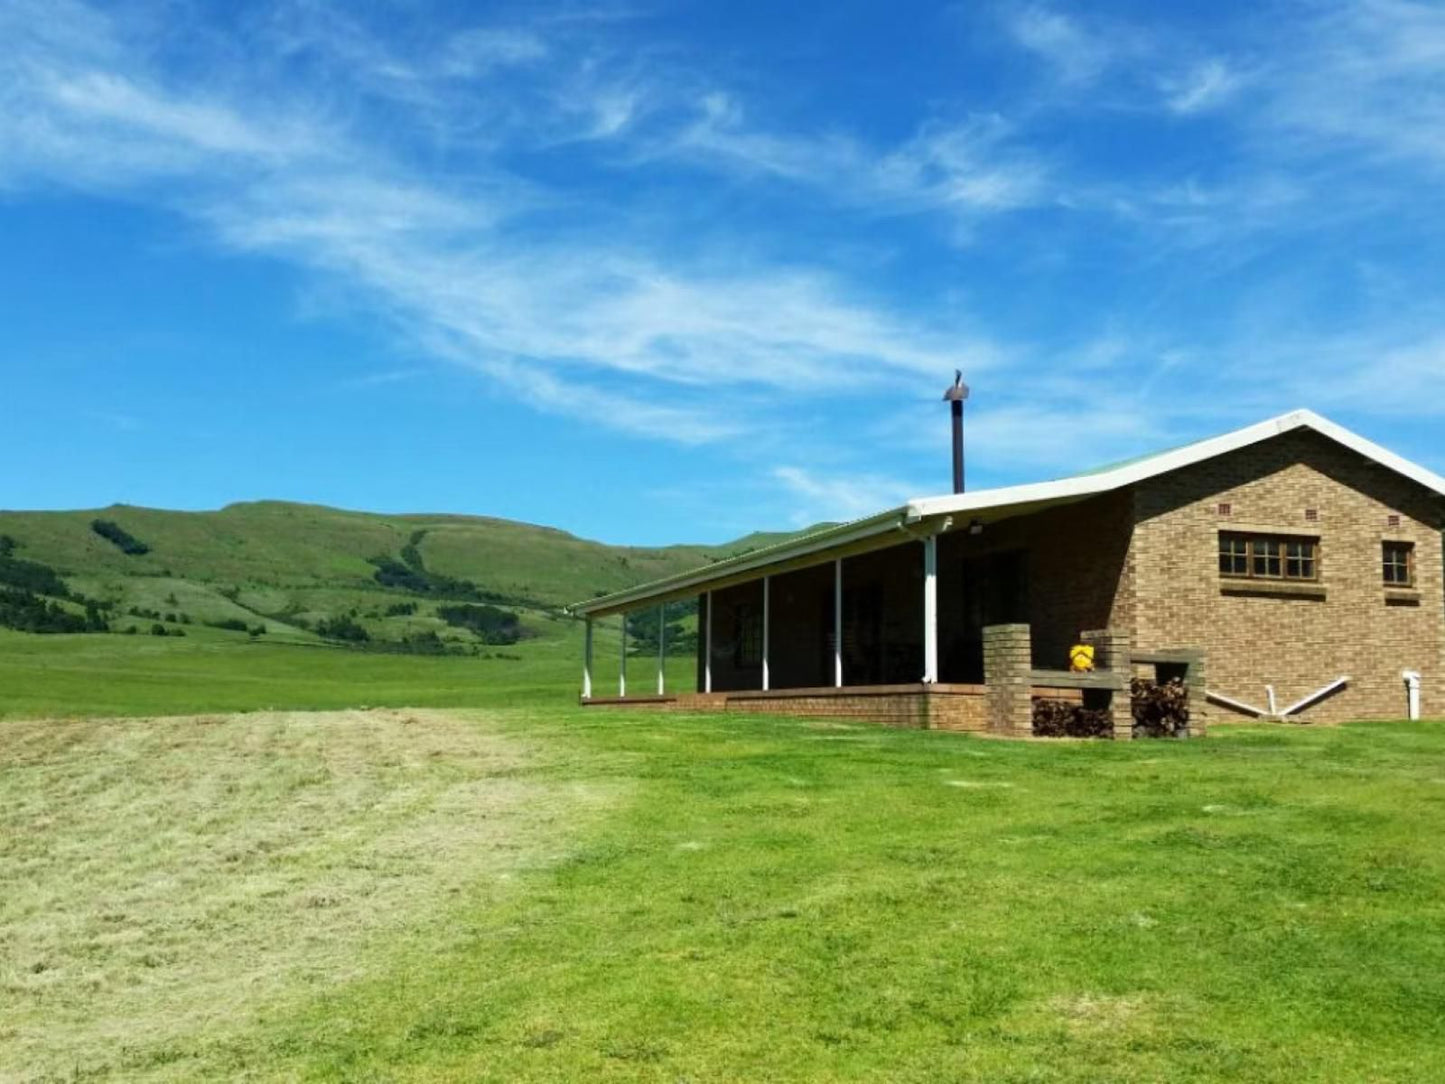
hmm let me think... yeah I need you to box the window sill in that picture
[1384,588,1421,606]
[1220,580,1327,600]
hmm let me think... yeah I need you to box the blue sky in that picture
[2,0,1443,544]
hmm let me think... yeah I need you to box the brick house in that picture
[569,411,1444,733]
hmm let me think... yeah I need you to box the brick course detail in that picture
[588,684,990,730]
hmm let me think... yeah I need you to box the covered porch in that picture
[571,488,1144,731]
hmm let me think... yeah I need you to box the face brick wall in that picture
[670,686,990,730]
[936,488,1134,679]
[1130,430,1444,723]
[1024,489,1136,671]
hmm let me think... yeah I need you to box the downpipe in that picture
[1403,670,1422,721]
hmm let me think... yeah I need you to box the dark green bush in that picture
[436,603,521,645]
[0,552,71,599]
[0,588,96,633]
[315,614,370,643]
[91,520,150,555]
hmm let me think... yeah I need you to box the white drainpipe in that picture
[1403,670,1422,721]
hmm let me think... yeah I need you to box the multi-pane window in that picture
[1219,532,1318,581]
[1219,534,1249,576]
[1284,540,1315,579]
[1383,541,1415,587]
[733,605,763,667]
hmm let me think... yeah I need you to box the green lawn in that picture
[0,624,688,719]
[2,634,1444,1081]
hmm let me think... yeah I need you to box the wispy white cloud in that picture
[1163,59,1244,115]
[338,368,429,389]
[665,97,1050,221]
[6,0,1445,510]
[0,0,997,447]
[771,466,923,524]
[1002,5,1120,86]
[441,28,548,76]
[1256,0,1445,172]
[1229,329,1445,418]
[962,404,1170,476]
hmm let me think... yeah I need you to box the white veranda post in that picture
[762,576,771,692]
[923,535,939,683]
[833,558,844,688]
[619,612,627,698]
[657,602,666,696]
[704,590,714,694]
[582,617,594,699]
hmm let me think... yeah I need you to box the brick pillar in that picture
[1080,628,1131,674]
[1180,649,1208,738]
[983,624,1033,735]
[1081,628,1133,740]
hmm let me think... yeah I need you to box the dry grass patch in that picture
[0,708,606,1082]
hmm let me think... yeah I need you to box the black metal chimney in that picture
[943,370,970,494]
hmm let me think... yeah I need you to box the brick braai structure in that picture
[571,411,1445,732]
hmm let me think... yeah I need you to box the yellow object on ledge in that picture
[1069,644,1096,673]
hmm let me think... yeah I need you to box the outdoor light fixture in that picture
[968,518,984,536]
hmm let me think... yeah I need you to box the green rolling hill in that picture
[0,501,827,651]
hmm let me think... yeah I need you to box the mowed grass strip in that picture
[0,709,616,1083]
[79,709,1442,1084]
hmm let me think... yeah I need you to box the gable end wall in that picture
[1130,430,1444,723]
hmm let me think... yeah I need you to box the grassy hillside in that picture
[0,501,790,606]
[0,501,826,652]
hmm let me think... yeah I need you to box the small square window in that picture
[1304,508,1318,522]
[1387,514,1401,529]
[1217,502,1232,516]
[1383,541,1414,587]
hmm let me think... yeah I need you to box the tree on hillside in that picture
[0,551,72,599]
[315,614,370,643]
[367,553,509,604]
[91,520,150,555]
[436,603,521,645]
[624,598,699,656]
[0,588,94,633]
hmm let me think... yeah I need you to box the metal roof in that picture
[568,409,1445,617]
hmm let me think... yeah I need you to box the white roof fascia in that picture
[906,409,1445,522]
[1297,410,1445,497]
